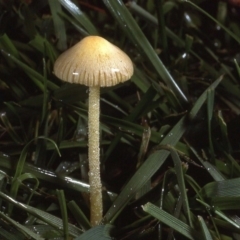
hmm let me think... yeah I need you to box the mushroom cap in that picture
[54,36,134,87]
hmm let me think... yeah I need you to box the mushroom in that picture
[54,36,134,226]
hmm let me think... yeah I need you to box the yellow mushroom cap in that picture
[54,36,134,87]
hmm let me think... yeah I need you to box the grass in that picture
[1,0,240,239]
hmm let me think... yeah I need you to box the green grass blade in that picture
[103,86,157,161]
[0,227,23,240]
[216,111,231,153]
[234,59,240,79]
[75,224,114,240]
[0,171,7,207]
[188,145,225,181]
[207,89,215,160]
[0,191,83,237]
[126,1,158,25]
[58,0,98,35]
[41,58,48,124]
[26,225,62,239]
[0,155,90,192]
[58,11,89,36]
[13,137,60,180]
[0,49,58,91]
[142,202,201,240]
[8,137,60,214]
[48,0,67,51]
[170,149,192,227]
[154,0,168,52]
[200,177,240,199]
[0,211,44,240]
[106,124,182,218]
[182,0,240,43]
[0,111,23,144]
[11,172,39,205]
[222,152,240,176]
[0,34,20,58]
[198,215,214,240]
[56,190,69,240]
[104,76,223,222]
[103,0,188,105]
[188,75,223,120]
[214,209,240,229]
[104,149,170,223]
[4,102,27,142]
[68,200,91,230]
[29,34,58,65]
[137,125,151,168]
[211,196,240,210]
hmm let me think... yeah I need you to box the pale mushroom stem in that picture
[88,86,103,226]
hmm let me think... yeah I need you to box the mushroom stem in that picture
[88,86,102,226]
